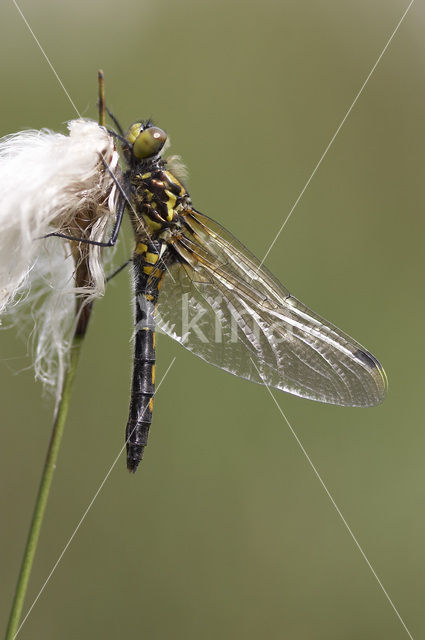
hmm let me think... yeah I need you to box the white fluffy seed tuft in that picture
[0,119,119,398]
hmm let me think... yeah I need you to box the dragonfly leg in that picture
[106,128,131,151]
[106,258,132,282]
[42,179,128,247]
[106,107,124,136]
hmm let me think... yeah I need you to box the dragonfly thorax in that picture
[129,167,190,237]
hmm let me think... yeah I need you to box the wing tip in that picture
[353,348,388,406]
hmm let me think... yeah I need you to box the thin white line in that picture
[14,356,177,639]
[12,0,81,117]
[249,359,414,640]
[256,0,415,273]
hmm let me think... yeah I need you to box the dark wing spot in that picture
[353,349,380,370]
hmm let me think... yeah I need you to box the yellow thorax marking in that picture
[165,189,177,207]
[164,170,185,195]
[142,213,163,231]
[165,189,177,221]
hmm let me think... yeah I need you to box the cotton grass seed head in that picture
[0,118,119,397]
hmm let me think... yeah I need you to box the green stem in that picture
[5,71,107,639]
[5,335,84,640]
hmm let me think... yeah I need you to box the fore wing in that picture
[155,209,387,407]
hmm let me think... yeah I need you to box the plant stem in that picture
[5,336,84,640]
[5,70,108,640]
[98,69,106,127]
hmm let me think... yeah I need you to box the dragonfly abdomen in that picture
[126,247,165,472]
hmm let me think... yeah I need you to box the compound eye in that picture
[133,127,167,159]
[126,122,143,145]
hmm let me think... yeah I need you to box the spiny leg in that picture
[42,192,126,247]
[106,107,125,136]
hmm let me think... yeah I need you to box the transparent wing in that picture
[156,208,387,407]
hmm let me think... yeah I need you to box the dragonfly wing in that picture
[156,209,387,407]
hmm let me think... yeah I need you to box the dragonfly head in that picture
[125,121,167,162]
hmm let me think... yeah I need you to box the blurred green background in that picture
[0,0,424,638]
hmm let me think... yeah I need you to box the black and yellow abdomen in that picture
[126,243,167,472]
[125,160,187,471]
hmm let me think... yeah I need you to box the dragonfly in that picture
[49,115,387,472]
